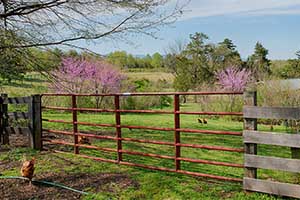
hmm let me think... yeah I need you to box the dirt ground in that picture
[0,172,139,200]
[0,134,139,200]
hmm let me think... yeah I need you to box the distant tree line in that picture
[0,31,299,87]
[165,32,272,93]
[107,51,164,69]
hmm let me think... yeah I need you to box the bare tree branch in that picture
[0,0,190,50]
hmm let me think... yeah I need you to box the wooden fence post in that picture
[29,94,42,150]
[174,94,181,170]
[115,95,122,162]
[1,94,9,145]
[244,91,257,179]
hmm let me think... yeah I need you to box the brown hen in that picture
[21,157,35,182]
[78,136,91,145]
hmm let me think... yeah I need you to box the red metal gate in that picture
[41,92,244,182]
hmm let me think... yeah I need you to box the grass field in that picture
[125,71,174,83]
[1,102,298,199]
[0,70,174,97]
[0,72,298,199]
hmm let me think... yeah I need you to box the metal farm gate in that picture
[3,91,300,198]
[41,92,244,182]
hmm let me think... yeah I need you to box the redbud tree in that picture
[50,57,125,108]
[215,67,252,112]
[215,67,252,92]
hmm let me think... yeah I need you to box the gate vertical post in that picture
[29,94,42,150]
[174,94,180,170]
[0,95,3,144]
[1,94,9,145]
[115,95,122,162]
[72,95,79,154]
[243,91,257,179]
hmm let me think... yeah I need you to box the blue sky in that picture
[85,0,300,60]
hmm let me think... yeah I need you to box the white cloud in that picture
[180,0,300,20]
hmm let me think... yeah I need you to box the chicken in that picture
[198,118,202,124]
[203,118,208,124]
[78,136,91,145]
[21,157,35,183]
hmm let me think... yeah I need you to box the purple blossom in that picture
[215,67,252,92]
[50,57,125,94]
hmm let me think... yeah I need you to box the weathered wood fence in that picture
[0,94,42,150]
[243,91,300,199]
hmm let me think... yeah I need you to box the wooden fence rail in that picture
[243,96,300,199]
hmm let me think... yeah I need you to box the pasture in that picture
[0,73,299,200]
[1,102,298,199]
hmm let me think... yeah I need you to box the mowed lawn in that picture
[1,103,295,199]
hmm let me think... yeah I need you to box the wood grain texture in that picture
[244,106,300,120]
[7,112,29,119]
[4,127,31,135]
[245,154,300,173]
[244,178,300,199]
[243,91,257,179]
[3,97,31,104]
[244,130,300,148]
[28,95,42,150]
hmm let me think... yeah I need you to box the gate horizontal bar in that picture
[42,91,243,97]
[42,106,243,116]
[43,139,117,152]
[178,143,244,152]
[120,150,174,160]
[42,121,242,136]
[43,129,117,140]
[177,157,243,168]
[51,150,242,182]
[121,137,174,146]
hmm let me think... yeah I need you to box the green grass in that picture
[0,147,284,200]
[0,73,48,96]
[0,72,298,199]
[124,71,174,83]
[2,105,286,199]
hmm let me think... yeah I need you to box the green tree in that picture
[107,51,128,68]
[0,30,28,82]
[151,52,164,68]
[166,32,215,101]
[277,51,300,78]
[166,33,245,96]
[28,48,63,71]
[1,0,187,77]
[180,32,215,86]
[144,54,154,68]
[247,42,271,81]
[127,54,138,68]
[213,38,243,69]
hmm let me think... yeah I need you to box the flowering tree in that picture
[215,67,252,112]
[215,67,252,92]
[50,57,125,108]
